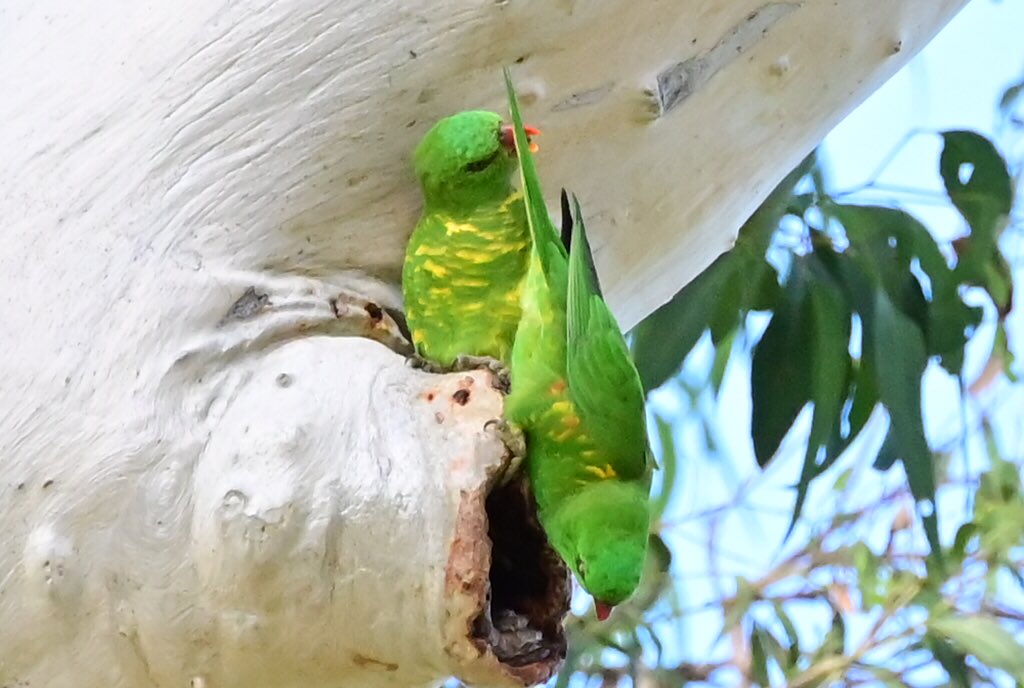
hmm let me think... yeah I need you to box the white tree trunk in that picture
[0,1,965,687]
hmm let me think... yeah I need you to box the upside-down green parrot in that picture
[502,69,653,620]
[403,109,540,367]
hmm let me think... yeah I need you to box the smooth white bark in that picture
[0,270,564,687]
[0,0,966,686]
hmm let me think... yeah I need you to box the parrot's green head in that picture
[548,481,651,620]
[413,110,539,208]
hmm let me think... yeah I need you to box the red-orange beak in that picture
[595,601,614,622]
[499,123,541,155]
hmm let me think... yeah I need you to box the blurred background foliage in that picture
[550,29,1024,688]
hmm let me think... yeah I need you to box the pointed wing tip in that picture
[560,188,573,250]
[566,196,603,299]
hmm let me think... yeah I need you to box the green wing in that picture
[565,194,649,474]
[503,68,567,274]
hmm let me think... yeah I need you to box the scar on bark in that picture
[447,476,569,684]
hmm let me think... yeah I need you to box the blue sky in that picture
[636,1,1024,683]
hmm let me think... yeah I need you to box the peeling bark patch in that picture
[453,389,471,406]
[551,82,614,112]
[224,286,270,321]
[650,3,799,116]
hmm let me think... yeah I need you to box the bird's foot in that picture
[406,352,445,375]
[452,354,511,394]
[485,418,526,485]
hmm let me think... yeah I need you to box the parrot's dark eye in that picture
[464,149,500,173]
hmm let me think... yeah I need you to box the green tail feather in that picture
[503,68,567,276]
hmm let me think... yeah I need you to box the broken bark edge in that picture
[444,475,570,686]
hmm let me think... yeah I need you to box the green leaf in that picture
[925,634,972,688]
[709,263,746,345]
[628,534,673,611]
[721,579,757,639]
[940,131,1013,285]
[872,426,900,471]
[633,151,814,393]
[749,262,783,312]
[750,625,772,686]
[710,329,736,393]
[631,250,735,392]
[986,252,1015,317]
[788,260,851,533]
[929,615,1024,680]
[771,601,802,671]
[847,354,880,442]
[750,260,813,467]
[830,202,980,374]
[650,415,678,520]
[941,131,1013,237]
[813,610,846,661]
[852,542,882,608]
[950,522,978,564]
[871,290,941,559]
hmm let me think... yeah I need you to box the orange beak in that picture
[499,123,541,154]
[595,601,614,621]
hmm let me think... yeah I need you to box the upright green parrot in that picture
[403,109,540,368]
[502,70,653,620]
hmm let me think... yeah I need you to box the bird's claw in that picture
[406,352,444,375]
[485,418,526,485]
[452,354,511,393]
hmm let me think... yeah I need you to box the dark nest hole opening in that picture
[472,475,569,668]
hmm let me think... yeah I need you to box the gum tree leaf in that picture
[872,289,941,559]
[751,260,813,467]
[788,259,851,533]
[631,250,736,392]
[940,131,1013,243]
[929,615,1024,680]
[940,131,1013,288]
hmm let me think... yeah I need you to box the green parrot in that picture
[403,109,540,368]
[502,69,653,620]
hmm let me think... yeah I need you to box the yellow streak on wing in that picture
[412,329,426,344]
[583,464,618,480]
[562,414,580,429]
[414,244,447,257]
[550,400,572,415]
[451,277,487,287]
[422,260,448,277]
[453,243,527,263]
[428,286,452,296]
[500,191,523,210]
[454,248,495,263]
[445,221,479,235]
[581,449,598,458]
[551,427,578,442]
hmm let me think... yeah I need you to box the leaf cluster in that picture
[633,132,1015,560]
